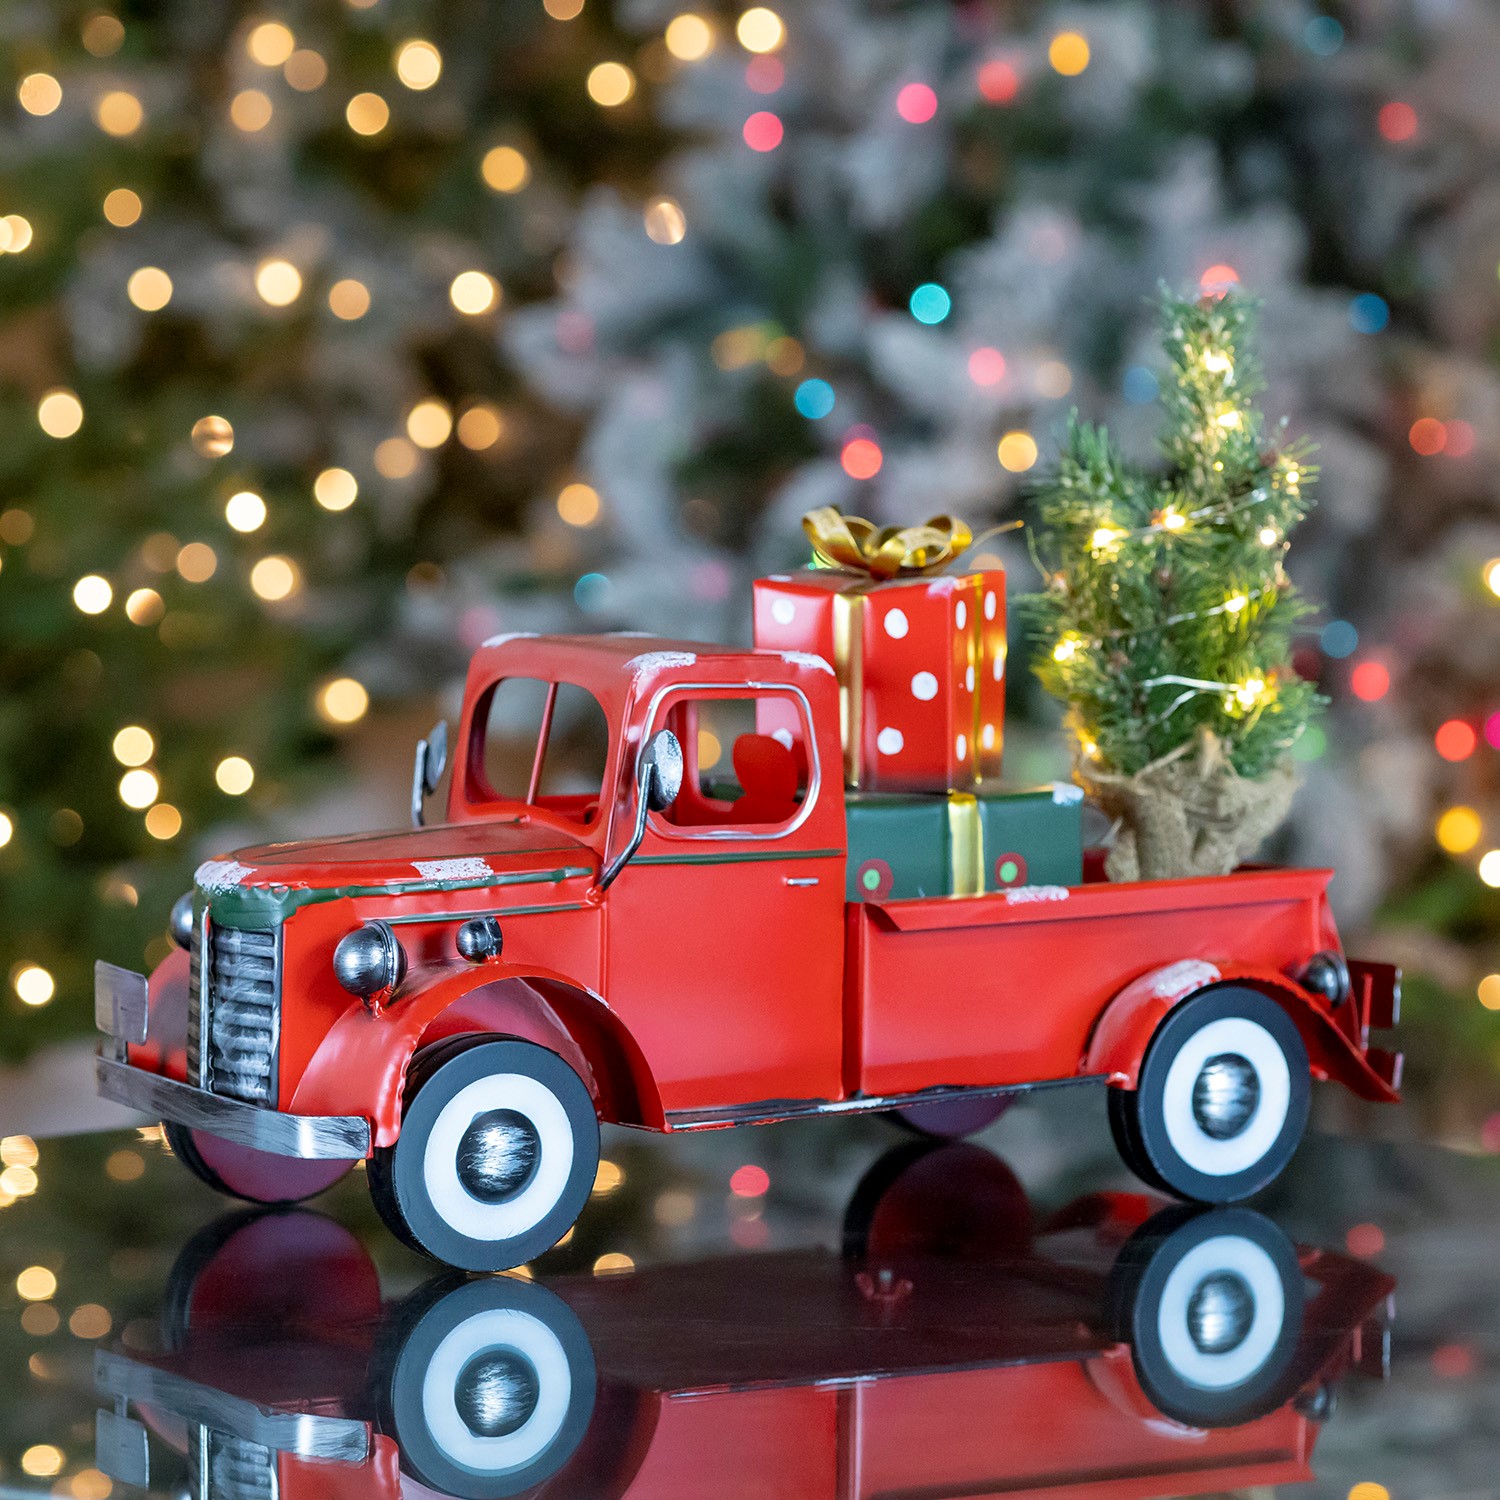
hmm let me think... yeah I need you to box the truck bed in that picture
[845,865,1340,1097]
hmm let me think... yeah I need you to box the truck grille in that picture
[190,1430,278,1500]
[188,921,280,1106]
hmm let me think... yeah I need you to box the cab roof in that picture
[468,632,834,698]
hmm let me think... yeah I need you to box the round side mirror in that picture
[422,720,449,795]
[642,730,683,811]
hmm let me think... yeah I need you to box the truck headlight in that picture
[1299,950,1350,1007]
[169,892,194,951]
[333,921,406,1000]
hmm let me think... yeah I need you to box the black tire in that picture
[163,1120,355,1205]
[1109,1204,1306,1428]
[369,1036,600,1272]
[842,1141,1034,1262]
[884,1093,1013,1140]
[1110,986,1311,1204]
[380,1274,597,1499]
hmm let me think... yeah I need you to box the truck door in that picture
[603,681,846,1118]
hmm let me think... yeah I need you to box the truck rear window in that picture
[472,677,611,824]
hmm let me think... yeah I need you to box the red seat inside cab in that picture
[731,733,802,825]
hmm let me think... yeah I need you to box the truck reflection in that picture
[95,1142,1393,1500]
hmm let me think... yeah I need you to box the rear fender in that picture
[1083,962,1401,1104]
[288,961,665,1148]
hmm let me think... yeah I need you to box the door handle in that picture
[783,876,820,887]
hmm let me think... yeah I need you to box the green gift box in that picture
[846,784,1083,901]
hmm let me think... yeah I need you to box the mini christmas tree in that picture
[1028,289,1324,882]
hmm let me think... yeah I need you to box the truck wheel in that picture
[1111,986,1310,1204]
[886,1094,1012,1139]
[1109,1205,1305,1427]
[381,1274,596,1499]
[369,1037,600,1272]
[163,1121,356,1204]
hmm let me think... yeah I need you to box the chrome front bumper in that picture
[94,962,369,1160]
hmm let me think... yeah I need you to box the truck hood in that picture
[194,820,597,925]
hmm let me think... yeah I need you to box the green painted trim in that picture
[203,865,594,928]
[634,847,843,867]
[386,901,590,925]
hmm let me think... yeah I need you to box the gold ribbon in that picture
[803,507,973,581]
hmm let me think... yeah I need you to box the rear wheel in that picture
[163,1121,356,1204]
[369,1037,600,1272]
[1110,986,1310,1204]
[1110,1205,1305,1427]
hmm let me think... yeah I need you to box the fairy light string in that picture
[1027,288,1324,778]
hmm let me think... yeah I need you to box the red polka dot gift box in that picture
[752,509,1006,793]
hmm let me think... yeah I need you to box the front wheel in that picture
[369,1037,600,1272]
[164,1121,356,1204]
[1109,986,1311,1204]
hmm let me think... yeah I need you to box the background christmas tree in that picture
[0,0,1498,1139]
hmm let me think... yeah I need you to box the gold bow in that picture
[802,507,973,580]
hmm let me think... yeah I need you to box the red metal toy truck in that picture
[96,596,1402,1271]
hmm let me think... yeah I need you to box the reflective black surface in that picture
[2,1086,1497,1498]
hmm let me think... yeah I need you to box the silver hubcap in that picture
[1191,1053,1260,1140]
[456,1109,541,1203]
[1186,1270,1256,1355]
[455,1350,541,1438]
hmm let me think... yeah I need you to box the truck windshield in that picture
[472,677,611,826]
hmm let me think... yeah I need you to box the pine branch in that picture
[1025,288,1325,780]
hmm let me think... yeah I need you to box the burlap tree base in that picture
[1078,730,1300,883]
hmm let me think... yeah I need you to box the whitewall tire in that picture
[383,1274,596,1499]
[1111,986,1311,1204]
[370,1037,600,1272]
[1110,1206,1305,1427]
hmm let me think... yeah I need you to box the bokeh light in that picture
[743,111,783,151]
[666,14,715,60]
[997,431,1038,472]
[1435,720,1477,762]
[104,188,143,226]
[737,7,785,53]
[1350,660,1390,702]
[1048,31,1090,75]
[1437,806,1482,854]
[215,756,255,795]
[314,468,359,511]
[346,92,390,135]
[1378,101,1417,142]
[909,282,951,324]
[451,269,499,315]
[255,258,302,307]
[395,40,443,90]
[18,73,62,116]
[587,63,636,107]
[38,389,84,438]
[318,677,369,725]
[794,379,835,419]
[482,146,530,192]
[127,266,173,311]
[841,437,882,479]
[896,83,938,123]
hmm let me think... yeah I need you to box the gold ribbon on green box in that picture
[803,507,972,580]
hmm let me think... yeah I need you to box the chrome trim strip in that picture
[664,1075,1109,1131]
[96,1350,370,1463]
[94,963,148,1046]
[95,1053,370,1158]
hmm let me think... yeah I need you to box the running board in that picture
[664,1075,1108,1132]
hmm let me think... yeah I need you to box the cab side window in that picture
[656,693,811,831]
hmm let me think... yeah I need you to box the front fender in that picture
[287,961,664,1148]
[1083,962,1401,1104]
